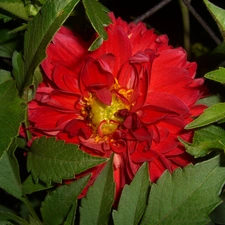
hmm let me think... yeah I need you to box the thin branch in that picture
[179,0,191,56]
[133,0,173,24]
[182,0,221,45]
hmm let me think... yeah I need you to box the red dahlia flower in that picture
[28,13,206,199]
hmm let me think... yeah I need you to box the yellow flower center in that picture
[88,94,129,136]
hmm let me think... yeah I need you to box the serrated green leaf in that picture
[0,140,23,200]
[140,155,225,225]
[63,200,77,225]
[27,137,107,184]
[204,0,225,39]
[80,155,115,225]
[0,211,29,225]
[41,175,90,225]
[21,0,80,95]
[0,0,29,21]
[179,125,225,158]
[22,175,53,195]
[205,67,225,83]
[113,163,150,225]
[0,29,18,58]
[0,79,26,157]
[185,103,225,129]
[82,0,111,40]
[88,36,103,51]
[0,70,11,84]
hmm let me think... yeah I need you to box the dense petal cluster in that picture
[28,13,206,198]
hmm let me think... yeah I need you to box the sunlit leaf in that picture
[204,0,225,39]
[141,155,225,225]
[0,0,29,21]
[205,67,225,83]
[179,125,225,158]
[27,137,107,184]
[185,103,225,129]
[80,155,115,225]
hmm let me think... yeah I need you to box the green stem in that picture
[178,0,191,58]
[22,196,43,224]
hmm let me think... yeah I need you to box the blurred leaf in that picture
[210,199,225,224]
[64,201,77,225]
[197,94,223,107]
[204,0,225,39]
[113,163,150,225]
[82,0,111,40]
[205,67,225,83]
[0,140,23,200]
[0,70,11,84]
[0,12,12,22]
[88,36,103,51]
[21,0,80,95]
[0,211,29,225]
[80,155,115,225]
[185,103,225,129]
[29,215,40,225]
[41,176,89,225]
[0,0,29,21]
[27,137,107,184]
[0,79,26,157]
[179,125,225,158]
[0,29,18,58]
[141,155,225,225]
[22,175,53,195]
[12,51,24,92]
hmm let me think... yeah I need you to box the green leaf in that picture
[0,29,18,58]
[0,211,29,225]
[80,155,115,225]
[88,36,104,51]
[0,79,26,157]
[179,125,225,158]
[21,0,80,94]
[0,0,29,21]
[140,155,225,225]
[12,51,24,92]
[63,200,77,225]
[113,163,150,225]
[27,137,107,184]
[185,103,225,129]
[196,94,223,107]
[210,200,225,224]
[41,176,90,225]
[0,140,23,200]
[204,0,225,39]
[82,0,111,40]
[205,67,225,83]
[22,175,53,195]
[0,70,11,84]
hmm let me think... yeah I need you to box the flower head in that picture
[28,13,206,199]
